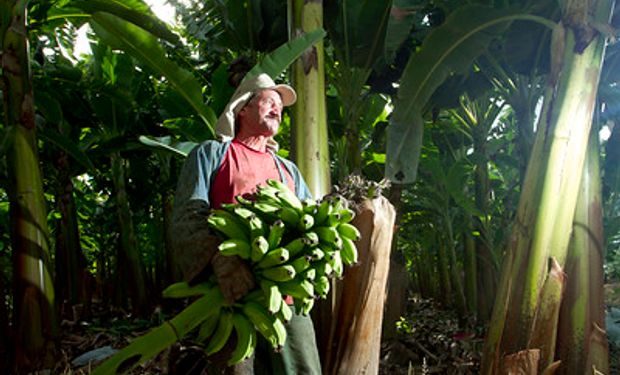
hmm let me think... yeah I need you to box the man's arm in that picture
[171,141,255,301]
[170,143,223,282]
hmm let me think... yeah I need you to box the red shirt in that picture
[210,139,295,208]
[210,140,296,304]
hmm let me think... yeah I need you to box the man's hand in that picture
[211,252,256,304]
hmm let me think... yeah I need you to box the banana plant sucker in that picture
[481,0,614,372]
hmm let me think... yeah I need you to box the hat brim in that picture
[270,84,296,107]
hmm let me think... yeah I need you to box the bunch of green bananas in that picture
[196,179,361,365]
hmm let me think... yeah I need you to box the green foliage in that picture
[90,12,217,136]
[385,4,555,183]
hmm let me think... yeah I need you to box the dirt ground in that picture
[52,283,620,374]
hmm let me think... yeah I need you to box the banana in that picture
[241,289,267,304]
[205,309,234,356]
[313,275,330,298]
[326,211,343,227]
[315,260,333,277]
[218,238,251,259]
[279,206,300,227]
[314,226,340,245]
[297,213,315,231]
[302,232,319,247]
[337,223,361,241]
[301,297,315,316]
[267,179,303,211]
[283,237,310,258]
[330,195,346,211]
[248,215,266,240]
[256,185,284,204]
[314,199,333,226]
[329,250,344,278]
[338,208,355,223]
[289,255,311,273]
[255,247,290,269]
[227,312,257,365]
[299,268,316,282]
[207,210,250,242]
[235,195,254,206]
[276,300,293,323]
[278,278,314,300]
[302,199,317,215]
[251,201,281,222]
[260,264,296,282]
[310,248,325,261]
[242,301,287,349]
[267,220,286,249]
[260,279,283,314]
[196,306,222,342]
[250,236,270,263]
[230,206,256,222]
[340,236,359,265]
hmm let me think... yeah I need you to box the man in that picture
[171,73,322,374]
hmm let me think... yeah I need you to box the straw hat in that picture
[215,73,297,142]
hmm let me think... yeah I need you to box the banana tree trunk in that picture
[444,215,467,317]
[556,126,608,374]
[1,0,57,370]
[473,140,496,322]
[163,189,179,285]
[481,1,613,373]
[463,220,477,319]
[110,153,148,315]
[437,240,452,306]
[289,0,330,198]
[288,0,333,363]
[54,151,88,314]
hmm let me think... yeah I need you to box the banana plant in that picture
[1,0,57,370]
[481,0,614,371]
[385,4,555,183]
[325,0,419,178]
[48,0,219,138]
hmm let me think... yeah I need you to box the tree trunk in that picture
[288,0,333,362]
[463,220,477,320]
[481,1,613,372]
[556,126,609,374]
[289,0,330,197]
[110,153,148,315]
[54,151,89,319]
[382,185,409,340]
[324,197,396,375]
[1,0,57,370]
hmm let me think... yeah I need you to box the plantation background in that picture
[2,0,620,373]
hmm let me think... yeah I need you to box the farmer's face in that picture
[239,89,284,137]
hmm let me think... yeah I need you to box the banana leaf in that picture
[38,126,96,173]
[90,12,217,138]
[385,4,555,183]
[325,0,391,68]
[384,0,419,64]
[245,28,327,80]
[69,0,179,45]
[138,135,197,158]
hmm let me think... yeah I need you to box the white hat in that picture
[215,73,297,142]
